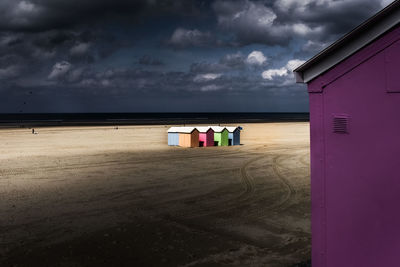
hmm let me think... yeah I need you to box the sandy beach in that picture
[0,122,310,266]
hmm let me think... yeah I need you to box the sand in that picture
[0,122,310,267]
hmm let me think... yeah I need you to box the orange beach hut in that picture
[178,127,199,148]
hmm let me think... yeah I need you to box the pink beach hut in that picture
[196,127,214,147]
[294,2,400,266]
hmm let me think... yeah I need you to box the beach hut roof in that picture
[167,127,180,133]
[210,126,226,133]
[226,126,238,133]
[196,126,212,133]
[293,0,400,83]
[168,127,197,133]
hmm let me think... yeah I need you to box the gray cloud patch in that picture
[212,0,383,46]
[167,28,214,48]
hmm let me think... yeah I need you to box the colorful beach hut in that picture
[177,127,199,148]
[293,2,400,266]
[196,127,214,147]
[167,127,181,146]
[226,127,240,146]
[211,126,228,146]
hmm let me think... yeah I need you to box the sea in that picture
[0,113,309,127]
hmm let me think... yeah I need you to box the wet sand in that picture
[0,123,310,266]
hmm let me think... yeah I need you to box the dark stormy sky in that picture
[0,0,392,113]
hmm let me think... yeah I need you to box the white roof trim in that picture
[196,126,212,133]
[168,127,197,133]
[226,127,238,132]
[210,126,226,133]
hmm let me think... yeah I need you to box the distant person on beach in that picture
[32,129,34,134]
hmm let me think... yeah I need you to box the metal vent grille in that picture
[333,116,348,134]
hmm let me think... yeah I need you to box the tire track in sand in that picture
[170,155,266,219]
[0,149,244,178]
[244,154,297,219]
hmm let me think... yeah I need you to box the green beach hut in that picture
[211,126,228,146]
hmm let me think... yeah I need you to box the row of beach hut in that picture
[168,126,241,148]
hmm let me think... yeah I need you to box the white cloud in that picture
[48,61,72,80]
[70,42,91,56]
[292,23,323,36]
[286,59,306,72]
[261,58,306,80]
[261,68,288,80]
[246,51,267,66]
[194,73,222,83]
[302,40,327,53]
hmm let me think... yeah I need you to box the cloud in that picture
[211,0,323,46]
[220,52,245,67]
[167,28,214,48]
[0,65,22,79]
[274,0,382,38]
[193,73,222,83]
[261,59,305,80]
[301,40,328,53]
[70,42,91,56]
[66,67,86,83]
[48,61,72,80]
[261,68,288,80]
[200,84,223,92]
[0,0,383,113]
[190,61,228,74]
[286,59,306,72]
[212,0,285,46]
[245,51,267,66]
[212,0,383,46]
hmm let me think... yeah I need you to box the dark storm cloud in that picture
[0,0,205,33]
[190,52,248,73]
[212,0,385,46]
[166,28,215,48]
[0,0,389,112]
[274,0,384,42]
[38,48,294,100]
[219,52,246,68]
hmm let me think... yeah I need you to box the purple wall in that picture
[308,26,400,266]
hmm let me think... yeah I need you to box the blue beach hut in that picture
[167,127,180,146]
[226,126,240,146]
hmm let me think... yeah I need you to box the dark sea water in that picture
[0,113,309,127]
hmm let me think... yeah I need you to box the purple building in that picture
[294,2,400,266]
